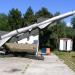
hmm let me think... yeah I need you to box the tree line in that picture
[0,7,75,50]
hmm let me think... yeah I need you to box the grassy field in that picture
[53,51,75,72]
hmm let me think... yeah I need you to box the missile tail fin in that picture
[38,22,52,29]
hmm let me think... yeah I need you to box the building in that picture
[0,28,39,44]
[59,38,73,51]
[17,29,39,44]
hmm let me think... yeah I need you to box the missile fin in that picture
[38,22,52,29]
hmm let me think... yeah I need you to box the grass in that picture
[53,51,75,72]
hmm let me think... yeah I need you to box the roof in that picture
[17,28,39,41]
[60,38,72,40]
[0,28,39,42]
[0,31,8,36]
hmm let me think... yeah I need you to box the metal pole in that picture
[35,35,39,56]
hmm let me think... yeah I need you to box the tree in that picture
[23,7,36,26]
[8,8,22,30]
[54,12,60,16]
[0,13,9,31]
[49,21,67,49]
[71,16,75,50]
[71,16,75,29]
[36,7,53,48]
[35,7,53,18]
[65,27,75,38]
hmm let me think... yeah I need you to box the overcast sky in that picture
[0,0,75,26]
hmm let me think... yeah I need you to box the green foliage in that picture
[54,12,60,16]
[0,13,9,31]
[65,27,75,38]
[71,16,75,29]
[48,21,66,49]
[50,21,66,38]
[35,7,53,18]
[8,8,22,30]
[23,7,36,26]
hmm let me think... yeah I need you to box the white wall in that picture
[59,38,73,51]
[59,40,64,51]
[67,40,73,51]
[18,35,39,44]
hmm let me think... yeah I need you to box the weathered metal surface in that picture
[5,43,37,53]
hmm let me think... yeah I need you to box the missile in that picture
[0,10,75,47]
